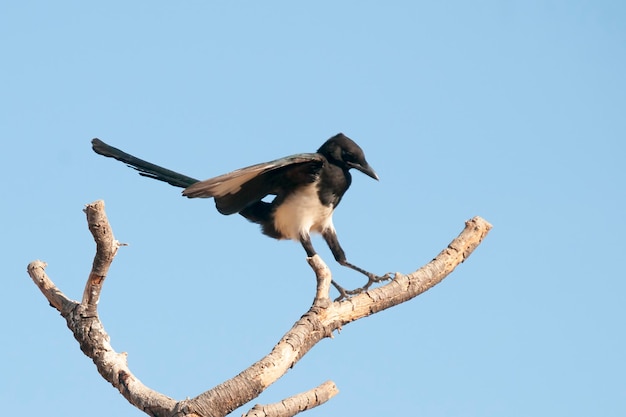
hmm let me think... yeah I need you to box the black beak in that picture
[351,162,379,181]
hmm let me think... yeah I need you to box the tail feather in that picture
[91,138,199,189]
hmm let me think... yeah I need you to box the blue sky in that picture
[2,2,625,416]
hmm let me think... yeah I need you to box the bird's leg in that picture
[340,260,392,287]
[300,234,384,301]
[321,229,393,296]
[299,234,318,258]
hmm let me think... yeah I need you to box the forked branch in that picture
[27,200,491,417]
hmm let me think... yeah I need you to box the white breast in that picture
[273,183,335,241]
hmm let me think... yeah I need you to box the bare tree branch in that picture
[308,255,332,308]
[27,200,492,417]
[243,381,339,417]
[81,200,124,308]
[27,201,177,417]
[27,260,76,314]
[168,218,492,417]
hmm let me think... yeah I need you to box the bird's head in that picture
[318,133,379,180]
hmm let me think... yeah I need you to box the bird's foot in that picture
[332,272,395,301]
[362,271,394,291]
[331,280,364,301]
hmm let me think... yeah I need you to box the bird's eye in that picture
[341,150,355,162]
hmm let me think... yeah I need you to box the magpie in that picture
[91,133,389,293]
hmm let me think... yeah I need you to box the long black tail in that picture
[91,138,200,188]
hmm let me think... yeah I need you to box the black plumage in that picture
[92,133,388,292]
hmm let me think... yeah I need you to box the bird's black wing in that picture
[92,138,200,188]
[183,153,325,215]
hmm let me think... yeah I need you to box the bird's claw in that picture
[332,280,364,301]
[332,272,395,301]
[369,272,394,284]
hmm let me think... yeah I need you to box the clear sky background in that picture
[2,2,625,416]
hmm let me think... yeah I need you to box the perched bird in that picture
[92,133,389,293]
